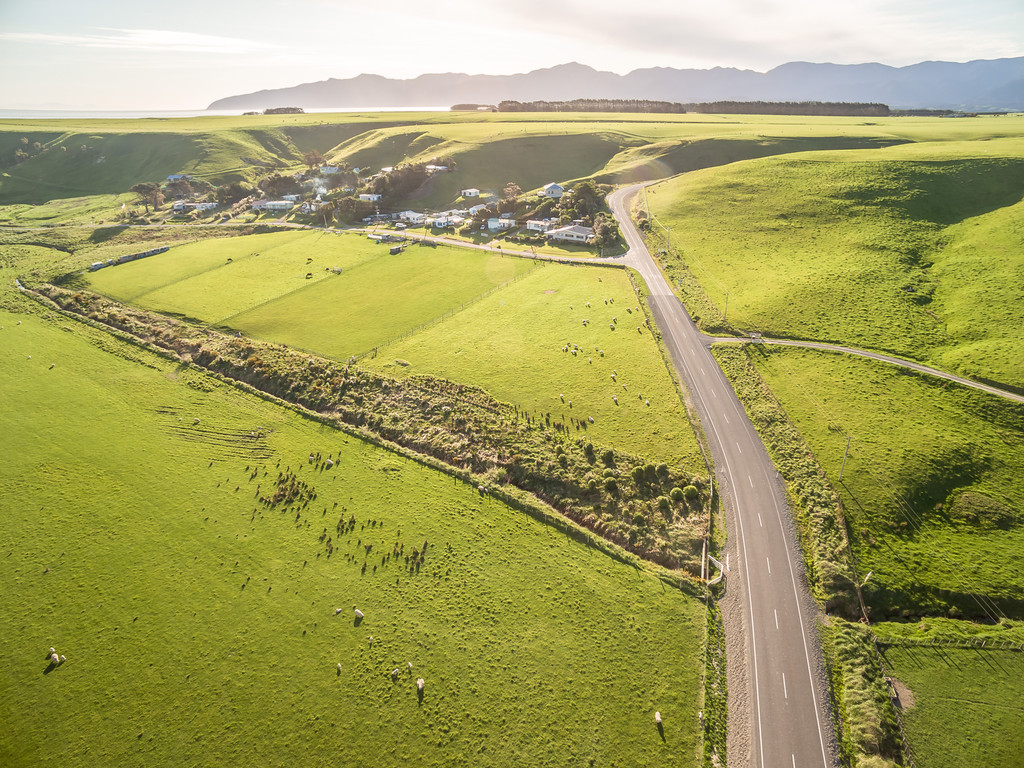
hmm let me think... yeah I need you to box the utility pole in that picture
[839,435,852,481]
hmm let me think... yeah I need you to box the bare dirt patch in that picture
[888,677,915,710]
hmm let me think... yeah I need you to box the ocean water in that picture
[0,107,449,120]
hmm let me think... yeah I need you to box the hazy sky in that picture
[1,0,1021,110]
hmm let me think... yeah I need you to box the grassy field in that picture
[86,232,537,357]
[644,137,1024,389]
[736,344,1024,619]
[6,112,1022,219]
[0,305,706,767]
[82,231,699,465]
[357,261,703,468]
[878,644,1024,767]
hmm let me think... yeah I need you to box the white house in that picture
[252,199,294,212]
[431,215,465,228]
[527,218,558,233]
[282,194,301,202]
[547,224,593,244]
[172,199,187,213]
[468,204,489,216]
[461,188,480,198]
[320,166,339,175]
[192,202,218,211]
[488,217,515,231]
[359,193,383,202]
[539,182,564,199]
[397,210,428,225]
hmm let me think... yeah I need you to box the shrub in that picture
[633,511,647,526]
[603,477,618,493]
[657,496,670,511]
[601,449,615,467]
[683,485,699,500]
[656,463,669,480]
[670,487,685,502]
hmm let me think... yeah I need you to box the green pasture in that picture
[738,344,1024,618]
[646,137,1024,388]
[364,262,704,469]
[86,230,381,321]
[85,232,537,359]
[0,307,705,767]
[4,112,1020,218]
[879,644,1024,767]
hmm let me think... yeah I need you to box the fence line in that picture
[876,635,1024,651]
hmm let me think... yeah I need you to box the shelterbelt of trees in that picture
[495,99,893,116]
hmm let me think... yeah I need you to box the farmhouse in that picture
[166,174,191,182]
[488,217,515,231]
[547,224,594,244]
[397,210,428,225]
[359,193,383,202]
[282,194,301,202]
[468,204,489,216]
[461,188,481,198]
[252,199,294,212]
[527,218,558,233]
[320,166,340,175]
[539,182,564,199]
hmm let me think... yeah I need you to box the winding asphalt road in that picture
[609,185,837,767]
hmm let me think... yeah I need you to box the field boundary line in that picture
[876,635,1024,651]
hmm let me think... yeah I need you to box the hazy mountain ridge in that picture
[208,59,1024,112]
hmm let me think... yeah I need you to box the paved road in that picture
[609,185,837,768]
[714,336,1024,405]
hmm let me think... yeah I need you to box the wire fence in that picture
[876,635,1024,652]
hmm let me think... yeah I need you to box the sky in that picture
[1,0,1021,110]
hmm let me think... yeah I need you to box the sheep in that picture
[337,663,342,674]
[59,655,65,664]
[368,636,374,647]
[655,711,662,725]
[416,678,424,691]
[193,418,200,424]
[645,400,650,406]
[392,668,400,680]
[335,607,343,615]
[353,607,364,619]
[50,652,59,665]
[408,662,413,671]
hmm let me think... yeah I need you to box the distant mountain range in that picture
[208,58,1024,113]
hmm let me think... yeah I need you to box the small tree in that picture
[130,182,163,212]
[303,149,326,169]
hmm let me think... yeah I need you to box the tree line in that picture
[496,99,892,116]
